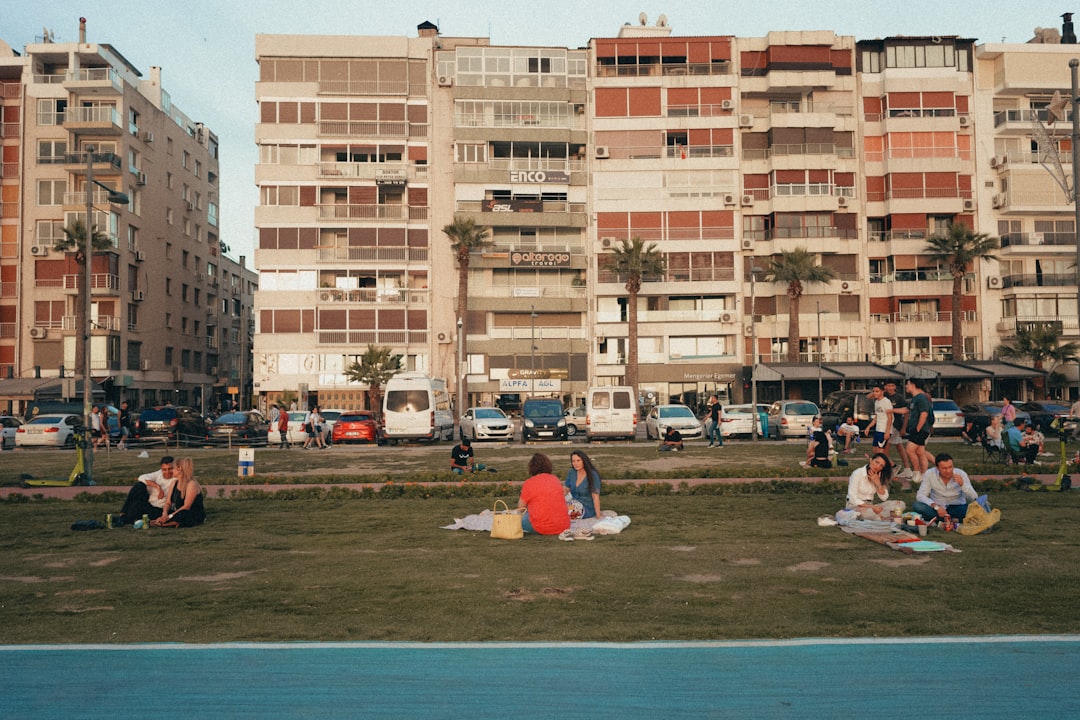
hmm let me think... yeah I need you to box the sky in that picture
[4,0,1079,261]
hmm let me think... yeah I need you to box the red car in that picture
[331,411,381,444]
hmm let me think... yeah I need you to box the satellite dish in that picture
[639,12,647,25]
[657,14,668,27]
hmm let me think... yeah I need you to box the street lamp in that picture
[1070,58,1080,401]
[456,317,464,412]
[815,301,831,405]
[749,263,764,441]
[530,305,537,397]
[82,144,128,485]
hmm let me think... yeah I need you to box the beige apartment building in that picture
[0,22,255,415]
[252,16,1078,412]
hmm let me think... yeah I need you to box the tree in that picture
[925,221,999,360]
[997,324,1080,400]
[607,236,666,393]
[442,215,491,407]
[344,345,404,412]
[764,248,835,362]
[54,218,110,374]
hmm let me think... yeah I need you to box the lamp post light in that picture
[816,301,829,405]
[530,305,537,397]
[456,317,464,412]
[749,264,764,441]
[81,145,127,486]
[1070,58,1080,401]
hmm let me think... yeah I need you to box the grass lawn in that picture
[2,486,1078,644]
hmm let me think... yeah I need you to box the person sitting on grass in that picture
[450,438,475,474]
[659,425,684,452]
[846,452,905,521]
[1005,418,1039,465]
[837,416,861,454]
[563,450,601,519]
[1023,423,1047,455]
[113,455,175,526]
[912,453,978,526]
[152,457,205,528]
[804,420,832,469]
[517,453,571,536]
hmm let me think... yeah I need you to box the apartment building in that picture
[252,16,1078,411]
[0,21,254,414]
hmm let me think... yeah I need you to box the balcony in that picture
[315,246,429,263]
[316,204,428,222]
[595,60,731,78]
[62,273,121,292]
[315,329,428,346]
[64,67,124,95]
[1002,272,1077,289]
[63,151,122,172]
[487,326,586,341]
[743,144,856,160]
[870,311,976,324]
[316,120,427,138]
[313,288,430,304]
[62,315,123,331]
[997,316,1080,335]
[471,285,585,300]
[1000,232,1077,249]
[455,112,586,131]
[317,162,429,181]
[63,106,122,135]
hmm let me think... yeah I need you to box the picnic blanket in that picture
[442,510,631,535]
[837,523,958,554]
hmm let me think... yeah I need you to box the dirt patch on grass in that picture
[787,561,830,572]
[89,557,121,567]
[681,574,724,583]
[729,558,761,566]
[57,605,114,613]
[869,557,932,567]
[668,545,697,552]
[503,586,577,602]
[176,571,260,583]
[55,588,106,596]
[1,575,74,583]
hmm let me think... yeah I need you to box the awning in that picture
[957,361,1046,379]
[757,363,845,380]
[823,363,905,380]
[0,377,64,401]
[894,362,994,380]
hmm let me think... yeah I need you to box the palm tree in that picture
[925,221,999,361]
[607,236,666,392]
[344,344,404,412]
[764,248,835,362]
[54,218,110,373]
[997,324,1080,400]
[442,215,491,408]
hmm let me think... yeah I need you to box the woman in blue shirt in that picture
[564,450,602,518]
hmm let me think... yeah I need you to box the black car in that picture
[521,398,568,442]
[134,406,209,447]
[819,390,875,433]
[205,411,270,446]
[495,393,522,416]
[1018,401,1071,435]
[959,402,1031,435]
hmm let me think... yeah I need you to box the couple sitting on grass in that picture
[517,450,602,535]
[114,455,206,528]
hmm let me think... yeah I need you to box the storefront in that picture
[638,363,742,415]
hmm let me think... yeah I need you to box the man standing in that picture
[913,453,979,525]
[450,438,475,474]
[904,377,934,484]
[276,405,291,449]
[883,380,911,479]
[706,395,723,448]
[864,383,894,451]
[116,401,132,451]
[1070,397,1080,440]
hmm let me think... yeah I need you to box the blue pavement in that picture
[3,635,1079,718]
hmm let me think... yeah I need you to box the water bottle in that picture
[142,514,149,529]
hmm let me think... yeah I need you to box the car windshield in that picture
[386,390,430,413]
[785,403,819,415]
[933,400,960,410]
[660,406,695,419]
[525,402,563,419]
[214,413,247,424]
[475,408,506,419]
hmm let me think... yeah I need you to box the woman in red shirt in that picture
[517,453,571,535]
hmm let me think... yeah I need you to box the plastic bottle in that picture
[142,514,149,529]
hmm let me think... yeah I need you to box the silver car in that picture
[720,404,769,439]
[459,407,514,442]
[645,404,704,440]
[1,415,23,449]
[767,401,820,439]
[931,398,965,436]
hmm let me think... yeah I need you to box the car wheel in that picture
[566,423,577,437]
[63,434,76,449]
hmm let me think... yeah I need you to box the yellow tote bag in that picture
[491,499,523,540]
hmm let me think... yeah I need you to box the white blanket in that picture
[442,510,631,535]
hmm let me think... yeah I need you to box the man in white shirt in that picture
[913,453,978,524]
[115,456,175,525]
[864,383,894,451]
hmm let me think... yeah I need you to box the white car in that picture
[720,404,769,439]
[459,407,514,441]
[1,415,24,449]
[564,406,586,436]
[15,413,83,448]
[319,409,345,444]
[645,404,704,440]
[268,411,311,445]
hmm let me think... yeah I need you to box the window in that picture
[36,180,65,205]
[182,250,190,268]
[127,341,142,371]
[36,98,66,125]
[36,220,65,246]
[194,160,202,178]
[37,140,67,164]
[127,226,138,252]
[166,172,174,190]
[128,107,140,135]
[181,349,191,369]
[165,278,173,295]
[182,150,190,169]
[456,143,487,163]
[128,148,140,175]
[181,317,189,335]
[182,283,190,302]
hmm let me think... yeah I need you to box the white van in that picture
[585,386,637,441]
[381,372,454,443]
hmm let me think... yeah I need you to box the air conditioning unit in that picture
[720,312,735,323]
[437,332,452,344]
[740,194,754,206]
[30,245,49,256]
[743,323,754,336]
[136,172,146,186]
[989,155,1004,169]
[962,199,975,211]
[837,196,848,208]
[29,327,48,339]
[601,237,615,248]
[958,115,971,127]
[738,114,754,127]
[840,281,854,294]
[141,130,154,143]
[595,145,610,159]
[987,276,1003,289]
[141,359,151,371]
[319,291,333,302]
[991,194,1006,209]
[740,238,755,250]
[132,290,145,301]
[134,250,146,262]
[437,75,453,87]
[723,193,737,206]
[721,99,734,110]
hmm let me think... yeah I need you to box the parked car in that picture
[205,411,270,446]
[494,393,522,416]
[819,390,874,433]
[331,411,381,444]
[767,400,820,439]
[720,404,769,439]
[521,398,568,442]
[134,406,209,447]
[563,406,586,436]
[268,411,310,446]
[1,415,24,449]
[959,402,1031,435]
[1018,401,1072,435]
[459,407,514,442]
[319,409,344,445]
[15,413,82,448]
[931,398,965,436]
[645,404,704,440]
